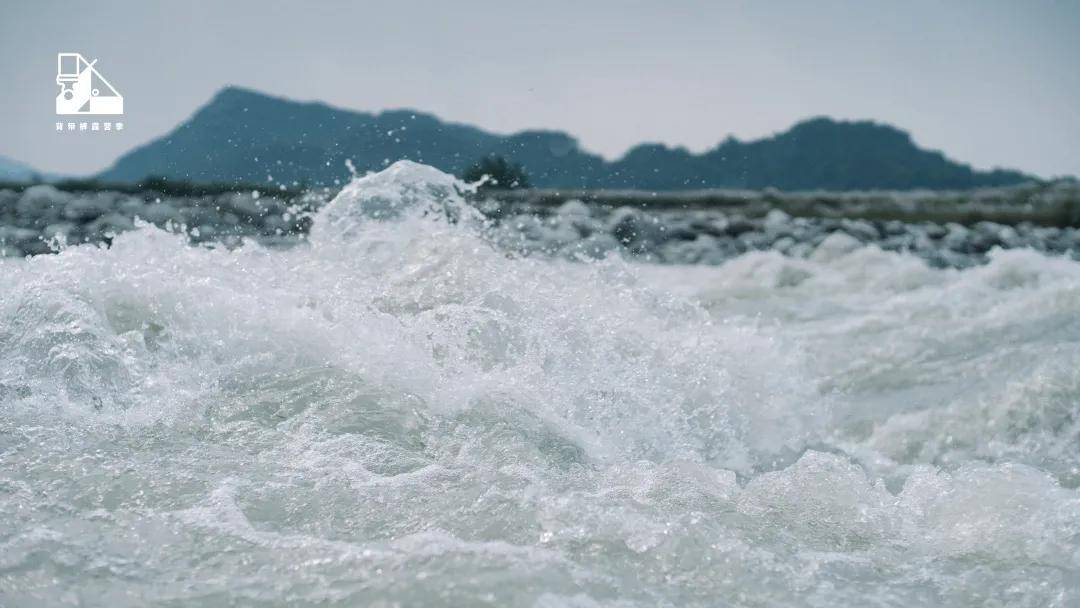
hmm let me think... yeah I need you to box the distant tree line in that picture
[463,156,530,191]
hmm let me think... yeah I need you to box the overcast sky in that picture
[1,0,1077,178]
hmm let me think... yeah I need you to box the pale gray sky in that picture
[1,0,1077,178]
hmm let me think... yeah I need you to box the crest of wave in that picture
[311,160,483,244]
[305,161,828,469]
[0,161,827,472]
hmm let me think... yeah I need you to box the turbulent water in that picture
[2,161,1078,607]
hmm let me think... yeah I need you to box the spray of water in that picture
[1,161,1078,606]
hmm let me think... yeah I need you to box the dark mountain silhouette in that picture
[97,86,1033,190]
[0,154,41,183]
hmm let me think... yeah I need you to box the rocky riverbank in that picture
[0,185,322,256]
[488,199,1080,268]
[3,181,1080,268]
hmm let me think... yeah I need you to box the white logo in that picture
[56,53,123,115]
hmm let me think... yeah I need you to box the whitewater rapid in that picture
[1,161,1078,606]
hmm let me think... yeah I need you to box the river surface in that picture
[2,162,1078,606]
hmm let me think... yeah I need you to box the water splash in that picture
[1,161,1078,606]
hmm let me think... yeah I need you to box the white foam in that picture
[1,162,1078,606]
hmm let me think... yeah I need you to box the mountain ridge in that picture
[0,154,41,183]
[97,86,1034,191]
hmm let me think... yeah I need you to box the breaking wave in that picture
[1,161,1078,606]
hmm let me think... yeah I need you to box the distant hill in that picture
[98,86,1033,191]
[0,155,41,183]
